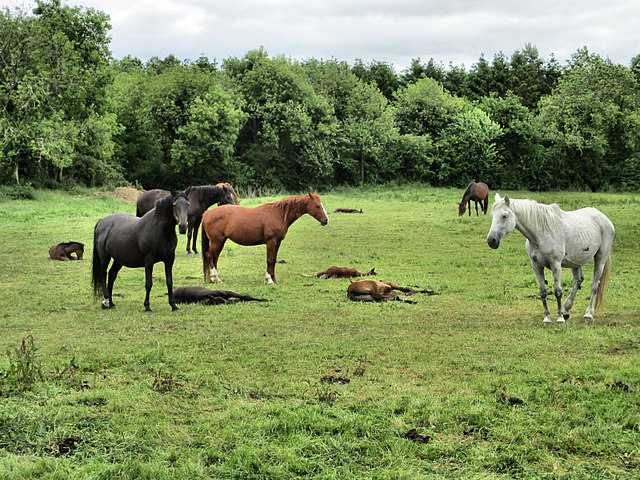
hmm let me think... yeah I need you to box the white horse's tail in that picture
[595,254,612,312]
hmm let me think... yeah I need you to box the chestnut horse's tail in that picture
[595,254,611,312]
[201,224,211,281]
[91,227,104,298]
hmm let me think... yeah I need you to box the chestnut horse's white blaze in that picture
[487,193,615,324]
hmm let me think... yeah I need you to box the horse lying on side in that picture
[347,280,438,303]
[303,266,376,278]
[49,242,84,261]
[334,208,363,213]
[172,286,269,305]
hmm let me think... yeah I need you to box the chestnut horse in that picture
[201,193,329,284]
[458,182,489,216]
[347,280,438,303]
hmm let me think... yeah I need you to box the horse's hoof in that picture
[556,317,566,324]
[171,306,180,312]
[543,317,552,324]
[584,313,594,320]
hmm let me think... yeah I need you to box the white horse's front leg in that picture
[531,262,552,324]
[562,267,584,319]
[550,263,565,323]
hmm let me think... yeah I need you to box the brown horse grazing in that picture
[458,182,489,216]
[303,266,376,278]
[173,286,269,305]
[347,280,439,303]
[334,208,363,213]
[136,185,236,254]
[49,242,84,261]
[201,193,329,284]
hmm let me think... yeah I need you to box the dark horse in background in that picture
[201,193,329,284]
[458,182,489,216]
[92,191,189,312]
[136,185,236,254]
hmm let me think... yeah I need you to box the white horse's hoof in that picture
[543,317,552,324]
[584,313,594,320]
[556,317,565,324]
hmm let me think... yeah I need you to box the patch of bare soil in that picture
[103,187,143,205]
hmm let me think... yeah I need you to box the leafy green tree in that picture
[352,59,401,101]
[170,85,245,184]
[394,77,500,186]
[0,0,117,186]
[228,53,336,189]
[536,48,640,190]
[479,93,545,189]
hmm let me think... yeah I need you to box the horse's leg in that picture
[549,263,565,323]
[482,197,488,215]
[105,262,122,309]
[584,253,607,320]
[474,200,479,216]
[531,262,552,324]
[143,260,154,312]
[186,219,194,255]
[265,238,281,284]
[562,267,584,320]
[205,237,227,283]
[164,255,179,311]
[191,216,201,254]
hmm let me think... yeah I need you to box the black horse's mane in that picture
[462,183,474,199]
[154,191,187,217]
[185,185,222,203]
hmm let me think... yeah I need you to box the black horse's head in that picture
[171,190,190,234]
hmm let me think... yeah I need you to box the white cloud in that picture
[9,0,640,68]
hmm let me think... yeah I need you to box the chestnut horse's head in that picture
[306,192,329,226]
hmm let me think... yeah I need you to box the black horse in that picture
[173,286,269,305]
[136,185,236,254]
[92,191,190,312]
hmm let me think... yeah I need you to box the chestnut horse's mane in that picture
[271,194,316,220]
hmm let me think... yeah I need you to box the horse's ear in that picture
[170,190,178,197]
[308,192,313,198]
[494,192,501,202]
[504,194,510,205]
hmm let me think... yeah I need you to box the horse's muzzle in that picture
[320,218,328,226]
[487,236,500,249]
[178,224,188,234]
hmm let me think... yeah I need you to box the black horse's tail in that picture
[91,226,104,298]
[201,224,210,281]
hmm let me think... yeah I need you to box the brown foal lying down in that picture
[347,280,438,303]
[49,242,84,261]
[303,266,376,278]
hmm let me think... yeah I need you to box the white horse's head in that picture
[487,193,516,249]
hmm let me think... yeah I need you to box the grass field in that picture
[0,185,639,479]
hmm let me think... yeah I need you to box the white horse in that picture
[486,193,615,324]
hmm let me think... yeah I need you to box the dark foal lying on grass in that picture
[173,286,269,305]
[347,280,438,303]
[49,242,84,261]
[334,208,363,213]
[303,266,376,278]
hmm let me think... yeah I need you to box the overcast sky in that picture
[8,0,640,70]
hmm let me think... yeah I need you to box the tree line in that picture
[2,0,640,193]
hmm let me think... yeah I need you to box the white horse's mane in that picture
[494,197,564,233]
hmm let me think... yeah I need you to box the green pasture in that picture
[0,186,639,479]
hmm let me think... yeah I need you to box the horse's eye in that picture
[502,213,508,219]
